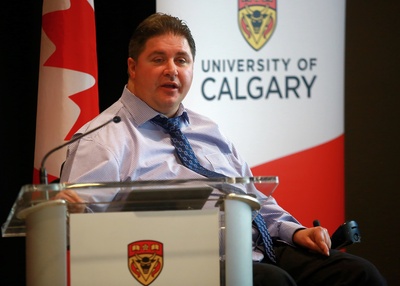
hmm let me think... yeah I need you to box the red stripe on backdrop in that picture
[251,135,344,234]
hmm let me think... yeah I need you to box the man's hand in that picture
[293,227,331,256]
[54,190,86,213]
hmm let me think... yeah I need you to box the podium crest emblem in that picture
[128,240,164,286]
[238,0,277,51]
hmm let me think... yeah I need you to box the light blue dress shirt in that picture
[60,86,304,259]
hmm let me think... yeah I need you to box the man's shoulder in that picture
[185,108,217,124]
[76,100,124,135]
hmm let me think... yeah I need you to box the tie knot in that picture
[151,115,181,133]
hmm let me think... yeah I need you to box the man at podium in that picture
[56,13,386,286]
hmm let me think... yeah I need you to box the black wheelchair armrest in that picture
[331,220,361,249]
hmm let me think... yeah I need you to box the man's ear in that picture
[127,57,136,77]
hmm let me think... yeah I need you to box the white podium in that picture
[2,177,278,286]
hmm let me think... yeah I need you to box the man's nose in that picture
[164,60,178,77]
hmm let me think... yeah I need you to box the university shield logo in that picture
[128,240,164,286]
[238,0,277,51]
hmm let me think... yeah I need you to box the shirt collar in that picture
[121,86,189,126]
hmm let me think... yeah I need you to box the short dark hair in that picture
[128,13,196,61]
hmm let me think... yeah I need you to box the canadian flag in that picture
[33,0,99,184]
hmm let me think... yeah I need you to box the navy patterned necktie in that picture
[151,114,276,263]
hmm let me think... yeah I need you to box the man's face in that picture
[127,33,194,117]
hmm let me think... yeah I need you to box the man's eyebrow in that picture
[176,51,190,57]
[147,50,165,57]
[147,50,190,58]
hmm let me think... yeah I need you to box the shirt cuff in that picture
[276,221,305,244]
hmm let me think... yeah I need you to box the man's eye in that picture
[153,58,164,63]
[176,58,187,65]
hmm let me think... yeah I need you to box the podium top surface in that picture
[2,176,278,237]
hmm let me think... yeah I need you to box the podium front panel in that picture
[70,209,220,286]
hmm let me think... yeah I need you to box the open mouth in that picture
[161,82,179,89]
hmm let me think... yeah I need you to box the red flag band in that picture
[33,0,99,184]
